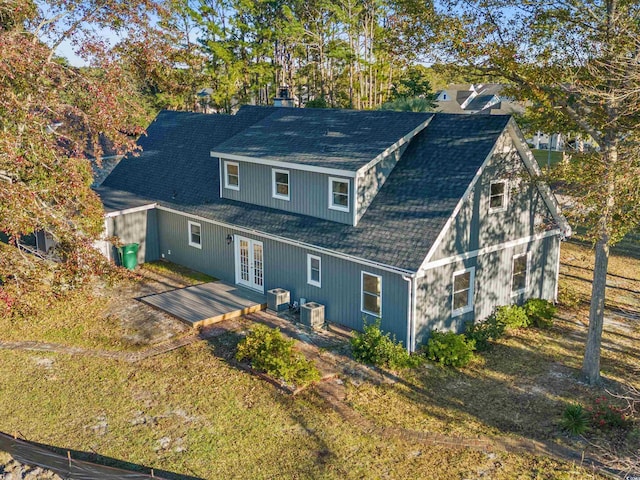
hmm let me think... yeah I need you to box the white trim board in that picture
[418,138,501,269]
[356,115,434,174]
[104,203,157,218]
[506,119,572,238]
[418,229,560,274]
[210,152,357,179]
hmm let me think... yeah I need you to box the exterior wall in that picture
[413,235,560,346]
[428,131,556,263]
[106,209,159,265]
[356,145,406,223]
[156,208,409,341]
[219,159,353,225]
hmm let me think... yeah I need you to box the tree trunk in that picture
[582,145,617,385]
[582,238,609,385]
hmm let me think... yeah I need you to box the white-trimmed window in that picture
[188,221,202,249]
[272,168,290,200]
[224,161,239,190]
[489,180,508,211]
[511,252,530,295]
[361,271,382,317]
[307,254,321,287]
[329,177,349,212]
[452,267,475,317]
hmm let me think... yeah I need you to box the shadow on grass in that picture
[342,319,637,447]
[202,329,344,474]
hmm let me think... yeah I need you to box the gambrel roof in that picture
[98,107,560,272]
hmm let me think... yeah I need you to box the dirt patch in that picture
[99,270,191,347]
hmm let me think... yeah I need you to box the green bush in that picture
[464,316,506,352]
[523,298,556,329]
[351,320,421,370]
[236,325,320,385]
[561,403,588,435]
[425,331,476,368]
[494,304,530,329]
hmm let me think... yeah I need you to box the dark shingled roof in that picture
[211,107,432,171]
[99,108,511,271]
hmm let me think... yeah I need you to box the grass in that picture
[141,261,217,285]
[345,239,639,449]
[0,281,142,351]
[531,149,564,169]
[1,242,637,478]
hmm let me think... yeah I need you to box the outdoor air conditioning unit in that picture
[300,302,325,330]
[267,288,290,312]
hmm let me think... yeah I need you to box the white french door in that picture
[235,236,264,292]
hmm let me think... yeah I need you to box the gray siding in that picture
[156,208,409,342]
[219,159,353,225]
[413,224,560,347]
[429,132,555,262]
[106,209,159,264]
[356,145,406,222]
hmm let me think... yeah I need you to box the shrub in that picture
[494,304,530,329]
[236,325,320,385]
[557,283,581,310]
[561,403,588,435]
[350,320,421,370]
[587,396,633,431]
[464,316,506,352]
[523,298,556,329]
[425,331,476,368]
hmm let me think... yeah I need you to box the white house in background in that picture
[436,84,597,152]
[436,84,523,116]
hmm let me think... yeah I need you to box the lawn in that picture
[531,149,564,169]
[0,242,637,479]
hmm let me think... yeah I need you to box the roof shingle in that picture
[99,108,510,271]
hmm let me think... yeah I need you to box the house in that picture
[96,106,570,351]
[435,83,523,116]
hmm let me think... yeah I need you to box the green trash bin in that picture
[118,243,140,270]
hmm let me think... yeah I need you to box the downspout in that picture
[411,275,417,352]
[402,274,417,352]
[554,235,562,303]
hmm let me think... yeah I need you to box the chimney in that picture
[274,85,297,107]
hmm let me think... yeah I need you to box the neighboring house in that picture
[436,84,523,116]
[436,84,594,153]
[96,106,570,350]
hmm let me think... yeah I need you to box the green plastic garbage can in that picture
[118,243,139,270]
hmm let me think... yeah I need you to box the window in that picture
[361,271,382,317]
[188,221,202,249]
[307,254,321,287]
[272,169,290,200]
[511,253,530,294]
[489,180,508,211]
[224,161,239,190]
[452,267,475,316]
[329,177,350,212]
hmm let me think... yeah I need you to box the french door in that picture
[235,236,264,292]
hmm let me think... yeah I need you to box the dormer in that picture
[211,108,433,226]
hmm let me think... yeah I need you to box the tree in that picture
[435,0,640,384]
[0,0,154,309]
